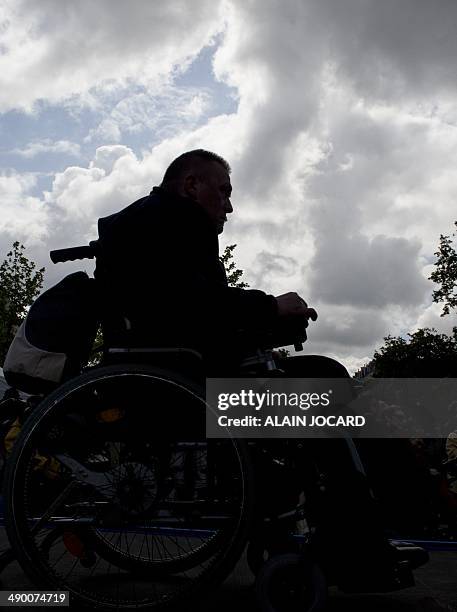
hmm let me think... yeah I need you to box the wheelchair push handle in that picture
[50,240,99,264]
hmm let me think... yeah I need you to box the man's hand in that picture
[275,292,318,325]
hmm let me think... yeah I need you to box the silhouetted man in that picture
[95,149,318,370]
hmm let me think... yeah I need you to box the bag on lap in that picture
[2,272,99,394]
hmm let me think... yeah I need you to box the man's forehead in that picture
[208,161,231,186]
[211,161,228,176]
[221,174,232,188]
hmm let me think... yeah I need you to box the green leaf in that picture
[220,244,250,288]
[0,243,44,366]
[429,221,457,316]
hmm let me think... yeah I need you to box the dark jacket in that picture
[95,187,278,361]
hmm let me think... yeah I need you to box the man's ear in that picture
[183,174,199,200]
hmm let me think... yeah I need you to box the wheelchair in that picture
[0,243,430,611]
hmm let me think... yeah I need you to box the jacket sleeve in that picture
[190,268,279,333]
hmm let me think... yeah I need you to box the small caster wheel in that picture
[255,553,327,612]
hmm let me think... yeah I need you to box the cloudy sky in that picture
[2,0,457,373]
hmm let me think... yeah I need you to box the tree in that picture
[429,221,457,316]
[372,327,457,377]
[220,244,249,288]
[87,326,104,367]
[0,242,45,365]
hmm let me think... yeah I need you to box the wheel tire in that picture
[255,553,327,612]
[3,363,255,611]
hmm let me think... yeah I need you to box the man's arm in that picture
[190,269,279,332]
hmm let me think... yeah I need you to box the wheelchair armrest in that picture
[103,346,205,380]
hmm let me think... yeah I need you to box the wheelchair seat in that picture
[101,312,206,382]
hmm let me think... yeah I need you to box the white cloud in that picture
[308,232,430,308]
[3,0,457,369]
[46,147,141,227]
[0,172,49,247]
[89,145,135,174]
[85,88,211,144]
[414,302,457,336]
[11,139,81,158]
[249,252,298,289]
[0,0,225,113]
[86,118,122,144]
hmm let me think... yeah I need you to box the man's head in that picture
[160,149,233,234]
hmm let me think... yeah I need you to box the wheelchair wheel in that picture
[3,363,254,610]
[255,553,327,612]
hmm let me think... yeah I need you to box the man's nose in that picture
[225,199,233,213]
